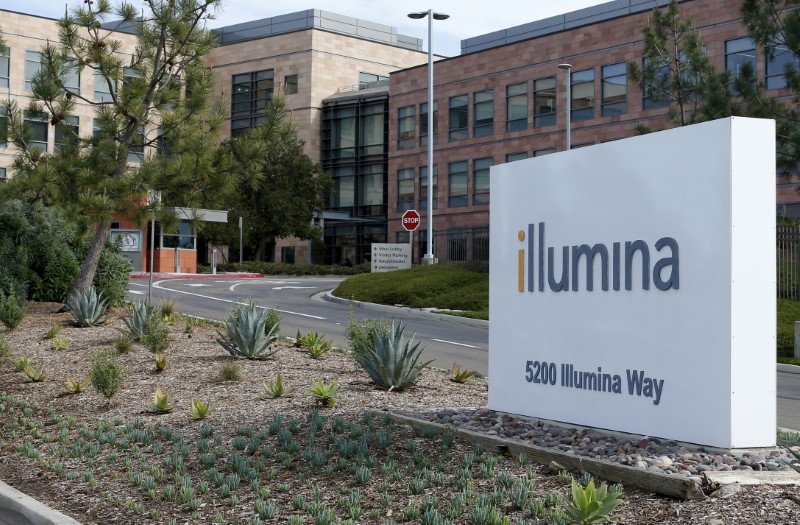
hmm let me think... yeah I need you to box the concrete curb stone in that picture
[0,479,82,525]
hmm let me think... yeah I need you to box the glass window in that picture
[25,51,41,91]
[0,167,6,180]
[24,111,48,151]
[156,127,173,158]
[571,69,594,121]
[330,167,355,208]
[0,107,7,147]
[419,101,438,146]
[642,57,670,110]
[128,125,145,163]
[396,231,410,244]
[601,62,626,116]
[94,71,114,102]
[448,95,468,141]
[231,70,274,136]
[766,42,796,90]
[534,148,556,157]
[726,37,756,88]
[281,246,295,264]
[534,77,556,127]
[62,60,80,95]
[473,157,492,205]
[398,105,415,149]
[359,164,384,207]
[54,115,79,153]
[360,104,384,156]
[0,48,10,88]
[506,82,528,131]
[161,222,195,250]
[332,107,356,158]
[448,160,468,208]
[571,142,593,149]
[284,74,298,94]
[419,165,438,210]
[473,89,493,137]
[397,168,415,212]
[359,72,388,89]
[506,152,527,162]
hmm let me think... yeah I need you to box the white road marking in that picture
[128,290,146,295]
[184,283,211,287]
[272,286,317,291]
[432,338,478,349]
[151,280,326,320]
[230,280,300,292]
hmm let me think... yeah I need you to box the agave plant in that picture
[190,399,212,420]
[64,374,91,394]
[307,379,340,408]
[215,301,280,359]
[261,373,289,399]
[564,479,623,525]
[123,301,155,340]
[24,364,46,383]
[155,352,167,372]
[450,363,478,384]
[68,287,108,327]
[152,386,173,414]
[352,320,432,391]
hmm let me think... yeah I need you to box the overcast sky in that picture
[4,0,609,57]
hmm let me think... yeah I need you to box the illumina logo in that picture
[516,223,680,293]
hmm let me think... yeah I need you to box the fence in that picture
[431,225,489,264]
[778,224,800,300]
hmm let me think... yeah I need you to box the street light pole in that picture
[558,63,572,151]
[409,9,449,265]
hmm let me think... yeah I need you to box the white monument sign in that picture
[489,117,776,448]
[371,243,412,273]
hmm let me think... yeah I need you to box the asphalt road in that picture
[128,275,800,432]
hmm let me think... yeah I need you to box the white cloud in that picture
[6,0,607,57]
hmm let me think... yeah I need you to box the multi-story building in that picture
[387,0,798,263]
[0,8,428,269]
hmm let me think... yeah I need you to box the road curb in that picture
[778,363,800,374]
[320,291,489,328]
[130,272,264,279]
[0,479,83,525]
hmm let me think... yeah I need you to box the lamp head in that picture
[432,13,449,20]
[557,63,572,70]
[408,12,427,19]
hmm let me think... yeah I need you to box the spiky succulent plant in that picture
[215,301,280,359]
[352,320,432,391]
[68,287,108,327]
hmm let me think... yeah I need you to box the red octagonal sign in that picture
[401,209,421,232]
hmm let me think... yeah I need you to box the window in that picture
[534,148,556,157]
[571,69,594,121]
[360,104,384,156]
[506,152,527,162]
[473,89,493,137]
[329,167,355,208]
[419,165,438,210]
[642,58,670,110]
[0,167,5,181]
[24,111,48,151]
[128,125,145,163]
[396,231,410,244]
[473,157,492,205]
[0,107,7,146]
[448,95,468,141]
[231,69,274,137]
[571,142,594,149]
[284,74,298,94]
[281,246,295,264]
[24,51,41,91]
[601,63,626,116]
[0,48,9,88]
[63,60,80,95]
[54,115,79,153]
[331,107,356,158]
[359,72,388,89]
[448,160,468,207]
[534,77,556,127]
[162,222,195,250]
[156,127,174,158]
[397,168,415,212]
[726,37,756,88]
[766,42,796,90]
[94,71,114,102]
[359,164,384,210]
[419,101,438,146]
[506,83,528,131]
[398,105,415,149]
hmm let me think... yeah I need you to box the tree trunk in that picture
[63,221,112,310]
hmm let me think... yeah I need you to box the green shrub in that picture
[123,301,155,341]
[0,292,27,330]
[345,313,390,355]
[216,301,280,359]
[94,242,132,307]
[114,334,135,354]
[90,349,125,403]
[218,360,242,382]
[351,319,432,391]
[68,287,107,327]
[218,262,370,276]
[778,299,800,357]
[140,312,170,354]
[265,307,281,336]
[0,335,12,358]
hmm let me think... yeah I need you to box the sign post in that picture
[402,210,420,264]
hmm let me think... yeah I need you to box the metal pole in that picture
[558,63,572,151]
[239,216,243,264]
[424,9,435,265]
[148,217,155,304]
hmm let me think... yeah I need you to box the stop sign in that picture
[401,209,421,232]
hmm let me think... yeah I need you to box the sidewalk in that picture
[130,272,264,279]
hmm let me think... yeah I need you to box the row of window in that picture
[395,36,795,148]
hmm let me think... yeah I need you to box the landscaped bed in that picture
[0,303,797,524]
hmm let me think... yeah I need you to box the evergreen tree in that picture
[0,0,231,307]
